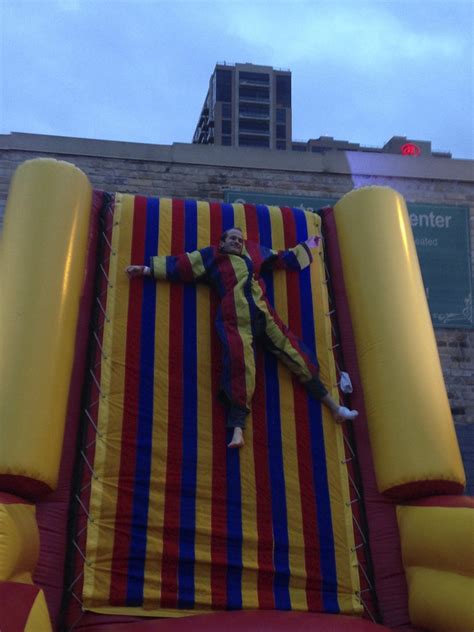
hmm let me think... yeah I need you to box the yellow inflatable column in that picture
[333,187,464,497]
[0,159,92,496]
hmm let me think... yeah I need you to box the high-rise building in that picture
[193,62,292,150]
[193,62,451,159]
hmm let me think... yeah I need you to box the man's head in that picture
[219,227,244,254]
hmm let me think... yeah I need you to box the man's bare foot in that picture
[334,406,359,423]
[228,427,245,449]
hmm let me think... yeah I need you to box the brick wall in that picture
[1,133,473,486]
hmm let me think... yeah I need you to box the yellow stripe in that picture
[232,203,247,240]
[84,193,135,605]
[230,203,259,609]
[269,207,307,609]
[306,211,361,614]
[193,201,213,608]
[143,198,172,607]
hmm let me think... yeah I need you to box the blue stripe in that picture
[178,200,199,608]
[127,197,159,605]
[222,204,243,609]
[221,203,236,233]
[256,205,291,610]
[294,208,339,613]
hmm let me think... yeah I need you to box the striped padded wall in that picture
[82,195,360,618]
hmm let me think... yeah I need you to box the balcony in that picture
[238,95,270,104]
[238,129,270,137]
[239,111,270,120]
[239,78,269,87]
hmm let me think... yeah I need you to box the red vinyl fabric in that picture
[320,207,413,629]
[79,611,392,632]
[32,191,104,629]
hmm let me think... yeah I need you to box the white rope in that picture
[95,297,110,322]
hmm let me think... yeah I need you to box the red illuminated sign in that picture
[401,143,421,156]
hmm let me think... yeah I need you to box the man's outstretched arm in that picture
[260,235,320,272]
[126,247,215,283]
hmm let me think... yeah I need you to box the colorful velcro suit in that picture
[151,239,321,420]
[83,195,360,617]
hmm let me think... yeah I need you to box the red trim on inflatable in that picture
[77,610,392,632]
[404,494,474,508]
[0,475,52,500]
[384,480,465,502]
[0,491,34,505]
[32,191,104,629]
[320,208,411,629]
[0,582,41,632]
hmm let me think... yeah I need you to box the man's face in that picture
[220,229,244,254]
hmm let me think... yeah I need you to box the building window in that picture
[239,71,269,84]
[222,103,232,118]
[276,108,286,123]
[276,124,286,139]
[276,141,286,150]
[311,146,325,153]
[221,135,231,146]
[239,119,269,133]
[239,104,269,118]
[239,85,269,102]
[276,75,291,107]
[292,144,306,152]
[239,136,270,148]
[222,120,232,135]
[216,69,232,102]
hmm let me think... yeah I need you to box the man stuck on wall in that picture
[126,227,358,448]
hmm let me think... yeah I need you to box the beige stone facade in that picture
[1,133,473,444]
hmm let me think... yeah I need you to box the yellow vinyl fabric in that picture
[397,504,474,632]
[24,590,53,632]
[0,159,92,493]
[333,186,465,495]
[0,500,39,582]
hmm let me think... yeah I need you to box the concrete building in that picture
[193,62,292,150]
[291,135,452,158]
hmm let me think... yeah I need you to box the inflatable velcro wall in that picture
[332,187,465,500]
[80,194,361,618]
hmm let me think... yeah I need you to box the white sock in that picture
[337,406,359,420]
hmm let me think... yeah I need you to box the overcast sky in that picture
[1,0,473,159]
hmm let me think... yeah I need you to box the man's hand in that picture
[305,236,320,249]
[126,265,151,278]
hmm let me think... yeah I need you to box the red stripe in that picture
[293,388,323,610]
[110,195,147,605]
[282,206,323,610]
[244,204,260,241]
[209,205,227,608]
[244,203,274,608]
[160,199,185,608]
